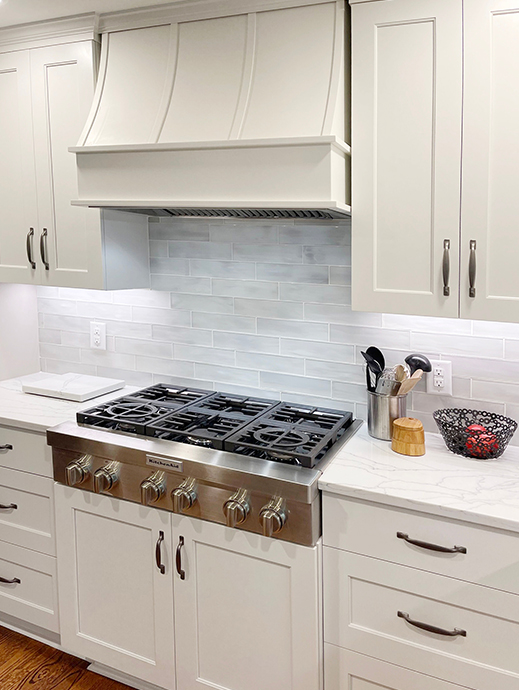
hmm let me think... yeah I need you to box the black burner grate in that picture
[77,384,353,466]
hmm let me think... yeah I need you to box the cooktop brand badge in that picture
[146,455,183,472]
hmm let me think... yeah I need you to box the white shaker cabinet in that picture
[172,516,322,690]
[54,486,176,690]
[0,50,39,284]
[350,0,463,318]
[0,22,150,290]
[351,0,519,322]
[460,0,519,322]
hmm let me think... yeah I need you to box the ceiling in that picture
[0,0,175,28]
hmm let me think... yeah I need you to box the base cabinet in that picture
[172,516,322,690]
[325,646,468,690]
[54,486,176,690]
[55,486,323,690]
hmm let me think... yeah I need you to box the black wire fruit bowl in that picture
[433,408,518,460]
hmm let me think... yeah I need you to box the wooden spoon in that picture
[398,369,423,396]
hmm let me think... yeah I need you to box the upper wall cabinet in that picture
[351,0,519,322]
[350,0,463,318]
[0,17,150,290]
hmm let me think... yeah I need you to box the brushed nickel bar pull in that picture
[0,576,21,585]
[469,240,476,298]
[398,611,466,637]
[397,532,467,554]
[442,239,450,296]
[26,228,36,269]
[40,228,49,270]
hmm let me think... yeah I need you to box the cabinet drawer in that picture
[323,494,519,594]
[324,548,519,690]
[0,467,54,555]
[325,645,469,690]
[0,426,51,477]
[0,539,59,633]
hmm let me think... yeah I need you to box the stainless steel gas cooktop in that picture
[48,385,362,546]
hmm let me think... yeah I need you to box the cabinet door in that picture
[30,42,105,289]
[172,516,322,690]
[54,485,175,690]
[0,51,40,284]
[461,1,519,321]
[351,0,462,317]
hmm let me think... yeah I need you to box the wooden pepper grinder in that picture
[392,417,425,456]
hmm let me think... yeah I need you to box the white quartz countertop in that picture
[0,372,136,434]
[319,423,519,534]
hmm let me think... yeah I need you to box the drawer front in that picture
[0,467,54,555]
[323,494,519,594]
[325,645,469,690]
[324,548,519,690]
[0,426,51,477]
[0,539,59,633]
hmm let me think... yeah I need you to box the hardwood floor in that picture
[0,626,133,690]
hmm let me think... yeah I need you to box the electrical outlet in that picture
[90,321,106,350]
[427,360,452,396]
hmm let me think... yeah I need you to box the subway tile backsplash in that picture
[37,219,519,445]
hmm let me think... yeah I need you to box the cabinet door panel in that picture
[351,0,462,317]
[173,516,322,690]
[461,1,519,321]
[0,51,39,284]
[55,486,175,690]
[30,42,104,288]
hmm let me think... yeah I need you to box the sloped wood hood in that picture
[71,0,350,219]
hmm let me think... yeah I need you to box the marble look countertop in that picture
[319,423,519,533]
[0,372,136,434]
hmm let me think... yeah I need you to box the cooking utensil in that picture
[405,354,432,376]
[366,346,385,372]
[394,364,407,382]
[361,351,383,391]
[398,369,423,395]
[375,369,402,396]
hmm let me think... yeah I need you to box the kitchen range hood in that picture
[71,0,350,219]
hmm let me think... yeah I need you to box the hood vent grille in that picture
[113,208,347,220]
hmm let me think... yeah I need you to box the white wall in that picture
[36,218,519,445]
[0,284,39,379]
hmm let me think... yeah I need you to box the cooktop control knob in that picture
[93,461,120,494]
[172,478,197,513]
[259,497,287,538]
[223,489,250,528]
[140,471,166,506]
[65,454,92,487]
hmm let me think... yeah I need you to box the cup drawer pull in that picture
[397,532,467,554]
[398,611,466,637]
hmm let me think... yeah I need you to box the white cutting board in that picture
[22,373,125,402]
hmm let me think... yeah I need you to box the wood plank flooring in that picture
[0,626,132,690]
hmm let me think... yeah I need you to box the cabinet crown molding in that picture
[0,13,99,52]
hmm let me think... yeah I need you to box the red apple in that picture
[466,431,499,458]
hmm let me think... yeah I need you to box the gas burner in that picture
[262,403,351,433]
[252,426,311,449]
[128,384,212,409]
[104,401,160,420]
[198,393,277,418]
[146,408,251,449]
